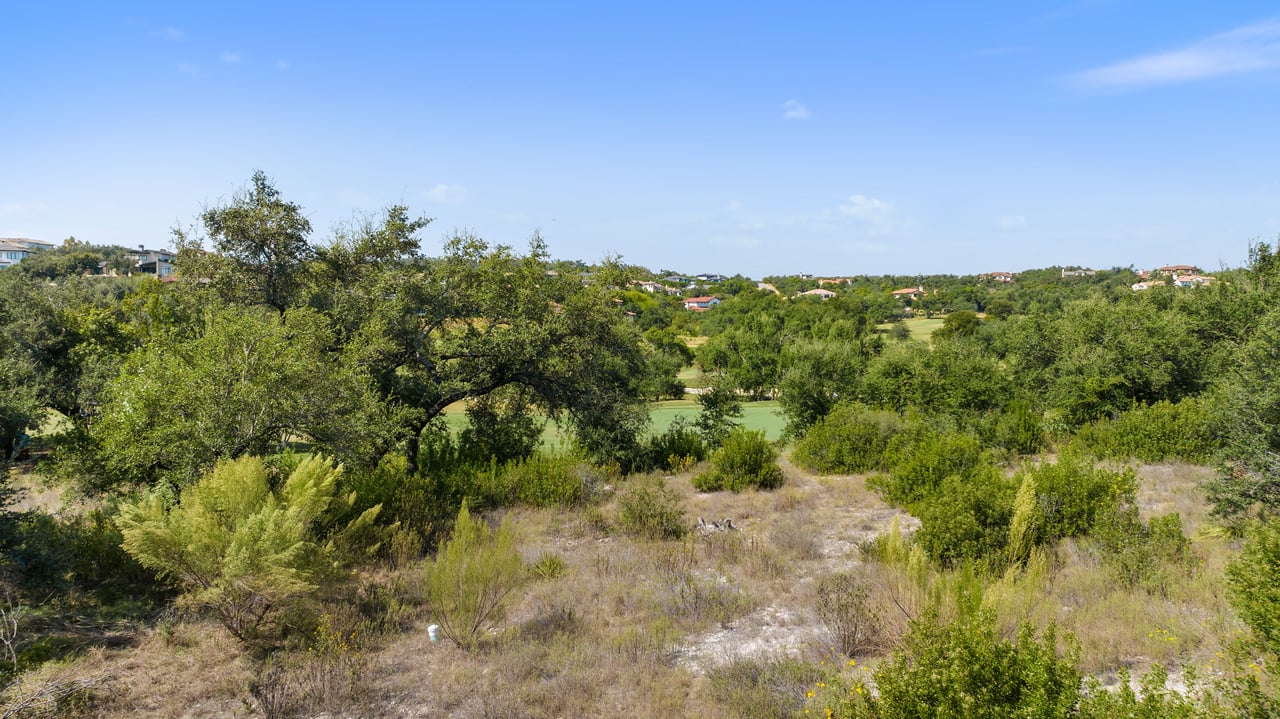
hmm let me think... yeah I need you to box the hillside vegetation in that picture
[4,174,1280,717]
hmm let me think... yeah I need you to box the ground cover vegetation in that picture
[4,172,1280,715]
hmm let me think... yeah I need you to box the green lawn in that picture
[648,399,786,440]
[875,316,945,343]
[440,397,788,446]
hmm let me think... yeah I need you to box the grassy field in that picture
[649,399,786,440]
[440,398,788,445]
[875,315,945,343]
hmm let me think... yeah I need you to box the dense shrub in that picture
[616,478,688,540]
[814,611,1082,719]
[1071,398,1220,463]
[693,428,783,492]
[792,404,901,474]
[640,416,707,472]
[1226,518,1280,658]
[871,422,985,505]
[476,452,590,508]
[1019,453,1136,542]
[983,399,1045,456]
[913,466,1016,566]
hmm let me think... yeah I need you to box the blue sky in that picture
[4,1,1279,278]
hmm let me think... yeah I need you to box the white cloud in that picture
[1073,19,1280,89]
[220,51,243,64]
[177,63,199,76]
[839,194,892,218]
[158,26,186,41]
[276,59,289,70]
[0,203,27,217]
[780,99,811,119]
[996,215,1027,229]
[424,184,468,204]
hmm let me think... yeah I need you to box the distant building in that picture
[1158,264,1201,275]
[0,238,55,268]
[1172,274,1214,288]
[129,248,177,278]
[695,273,725,283]
[796,288,838,300]
[1131,280,1166,291]
[633,280,680,295]
[1061,268,1097,278]
[683,296,720,311]
[983,271,1014,283]
[891,286,926,301]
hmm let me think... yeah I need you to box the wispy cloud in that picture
[0,203,28,217]
[839,194,892,219]
[276,59,290,70]
[1073,19,1280,90]
[996,215,1027,229]
[715,193,907,239]
[157,26,186,41]
[424,184,467,204]
[780,99,811,119]
[177,63,199,77]
[220,51,244,64]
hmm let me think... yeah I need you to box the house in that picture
[1061,268,1097,278]
[130,248,177,278]
[1172,274,1214,288]
[983,271,1014,283]
[683,296,720,311]
[796,288,838,300]
[891,286,926,301]
[695,273,725,283]
[0,237,55,268]
[1159,264,1201,276]
[1131,280,1166,291]
[633,280,680,295]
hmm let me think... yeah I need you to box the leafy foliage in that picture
[792,403,900,474]
[117,455,378,651]
[819,611,1081,719]
[692,428,783,492]
[1226,518,1280,659]
[422,503,524,651]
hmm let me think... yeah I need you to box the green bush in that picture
[871,422,985,505]
[1226,518,1280,658]
[1019,453,1136,542]
[423,502,524,651]
[487,452,589,508]
[817,611,1082,719]
[641,416,707,472]
[616,478,688,540]
[693,428,783,492]
[985,399,1045,456]
[1071,398,1220,463]
[792,404,901,474]
[913,466,1016,566]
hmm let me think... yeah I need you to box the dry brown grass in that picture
[32,454,1241,717]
